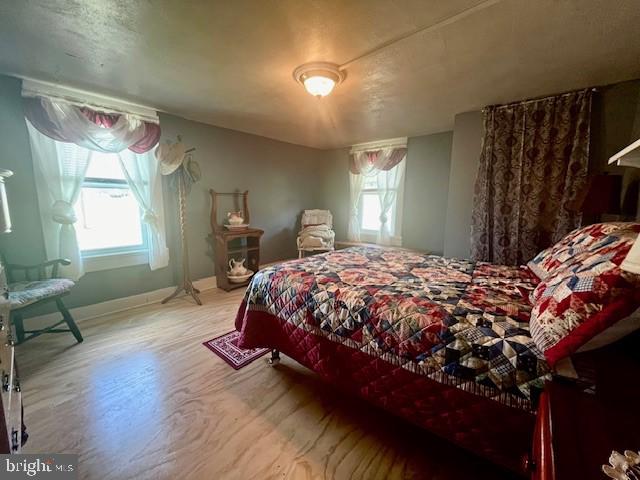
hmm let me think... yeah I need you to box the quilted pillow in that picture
[529,223,640,366]
[526,222,635,280]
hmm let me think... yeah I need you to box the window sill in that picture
[359,231,403,247]
[82,250,149,273]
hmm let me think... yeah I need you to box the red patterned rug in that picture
[203,331,269,370]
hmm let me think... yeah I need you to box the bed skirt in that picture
[235,301,534,475]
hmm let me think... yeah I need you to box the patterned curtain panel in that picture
[471,89,593,265]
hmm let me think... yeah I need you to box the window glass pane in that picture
[84,152,125,180]
[74,186,143,251]
[363,174,378,189]
[361,193,381,231]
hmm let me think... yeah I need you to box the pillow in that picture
[529,223,640,366]
[526,222,635,280]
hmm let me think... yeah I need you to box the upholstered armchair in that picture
[1,256,82,345]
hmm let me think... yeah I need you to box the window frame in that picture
[77,174,150,273]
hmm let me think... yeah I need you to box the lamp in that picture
[293,62,345,97]
[0,169,13,234]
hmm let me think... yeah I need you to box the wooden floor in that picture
[16,288,518,480]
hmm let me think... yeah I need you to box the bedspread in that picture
[236,247,550,411]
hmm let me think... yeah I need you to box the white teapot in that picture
[227,211,245,225]
[228,258,248,276]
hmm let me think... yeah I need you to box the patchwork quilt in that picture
[237,247,551,410]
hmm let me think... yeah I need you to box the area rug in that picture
[203,330,269,370]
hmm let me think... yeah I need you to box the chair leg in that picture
[12,312,25,345]
[56,298,83,343]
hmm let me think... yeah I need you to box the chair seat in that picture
[8,279,75,308]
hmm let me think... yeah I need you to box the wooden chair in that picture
[1,256,83,345]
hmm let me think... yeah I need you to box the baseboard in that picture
[25,275,217,329]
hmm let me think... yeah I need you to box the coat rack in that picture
[159,140,202,305]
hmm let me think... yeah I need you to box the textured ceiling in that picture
[1,0,640,149]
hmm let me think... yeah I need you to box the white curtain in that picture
[27,97,150,153]
[27,122,91,280]
[348,172,364,241]
[26,112,168,279]
[118,150,170,270]
[376,160,405,245]
[348,149,406,245]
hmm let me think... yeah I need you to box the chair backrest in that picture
[302,209,333,228]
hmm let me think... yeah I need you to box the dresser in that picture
[0,260,22,453]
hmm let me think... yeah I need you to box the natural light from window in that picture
[359,169,397,235]
[74,152,145,253]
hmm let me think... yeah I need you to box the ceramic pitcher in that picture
[228,258,247,276]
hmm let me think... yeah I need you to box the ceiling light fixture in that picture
[293,62,345,97]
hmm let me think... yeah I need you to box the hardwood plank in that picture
[16,288,516,480]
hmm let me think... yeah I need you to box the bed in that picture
[235,246,551,474]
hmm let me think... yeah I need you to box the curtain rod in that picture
[483,87,598,112]
[21,77,160,123]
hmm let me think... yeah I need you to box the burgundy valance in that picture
[349,147,407,174]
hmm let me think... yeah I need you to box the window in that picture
[357,163,404,245]
[72,149,149,272]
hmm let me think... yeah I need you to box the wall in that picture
[319,148,349,242]
[158,113,325,282]
[0,74,324,314]
[402,132,453,254]
[591,79,640,174]
[442,111,483,259]
[590,80,640,217]
[321,132,453,255]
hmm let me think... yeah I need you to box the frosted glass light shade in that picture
[293,62,345,98]
[303,76,336,97]
[622,235,640,274]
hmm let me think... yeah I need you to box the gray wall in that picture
[591,79,640,174]
[402,132,453,254]
[443,111,483,259]
[321,132,453,255]
[0,74,324,314]
[158,113,325,282]
[319,148,350,242]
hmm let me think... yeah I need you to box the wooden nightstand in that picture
[531,380,640,480]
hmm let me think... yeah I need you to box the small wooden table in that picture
[213,228,264,291]
[210,190,264,291]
